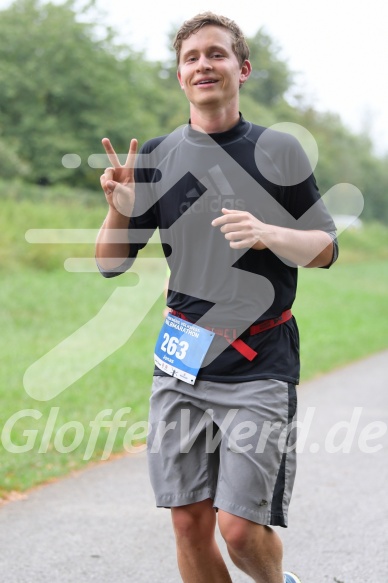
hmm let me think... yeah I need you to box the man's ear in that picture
[239,59,252,87]
[177,69,184,89]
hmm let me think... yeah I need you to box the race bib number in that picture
[154,314,215,384]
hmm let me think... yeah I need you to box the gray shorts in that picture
[146,375,297,527]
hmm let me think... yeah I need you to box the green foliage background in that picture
[0,0,388,221]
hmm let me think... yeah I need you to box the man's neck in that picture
[189,106,240,134]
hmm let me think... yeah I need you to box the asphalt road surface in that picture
[1,350,387,583]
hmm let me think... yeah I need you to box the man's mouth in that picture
[195,79,218,86]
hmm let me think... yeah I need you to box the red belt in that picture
[170,309,292,362]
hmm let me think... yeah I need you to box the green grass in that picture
[295,261,388,380]
[1,184,388,497]
[0,267,167,495]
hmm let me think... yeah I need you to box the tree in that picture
[0,0,164,187]
[243,29,292,106]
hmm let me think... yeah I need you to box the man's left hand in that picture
[212,208,267,250]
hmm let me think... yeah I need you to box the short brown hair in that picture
[173,12,250,66]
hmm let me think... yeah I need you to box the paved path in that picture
[1,351,387,583]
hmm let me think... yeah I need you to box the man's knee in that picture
[218,511,267,554]
[171,499,216,542]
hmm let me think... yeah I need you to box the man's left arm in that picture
[212,208,336,268]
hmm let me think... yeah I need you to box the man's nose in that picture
[196,55,212,70]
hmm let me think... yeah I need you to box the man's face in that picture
[177,25,250,111]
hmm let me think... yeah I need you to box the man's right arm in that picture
[95,138,138,272]
[95,206,131,271]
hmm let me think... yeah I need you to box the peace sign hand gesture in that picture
[100,138,138,218]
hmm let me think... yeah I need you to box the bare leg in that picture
[171,499,232,583]
[218,510,284,583]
